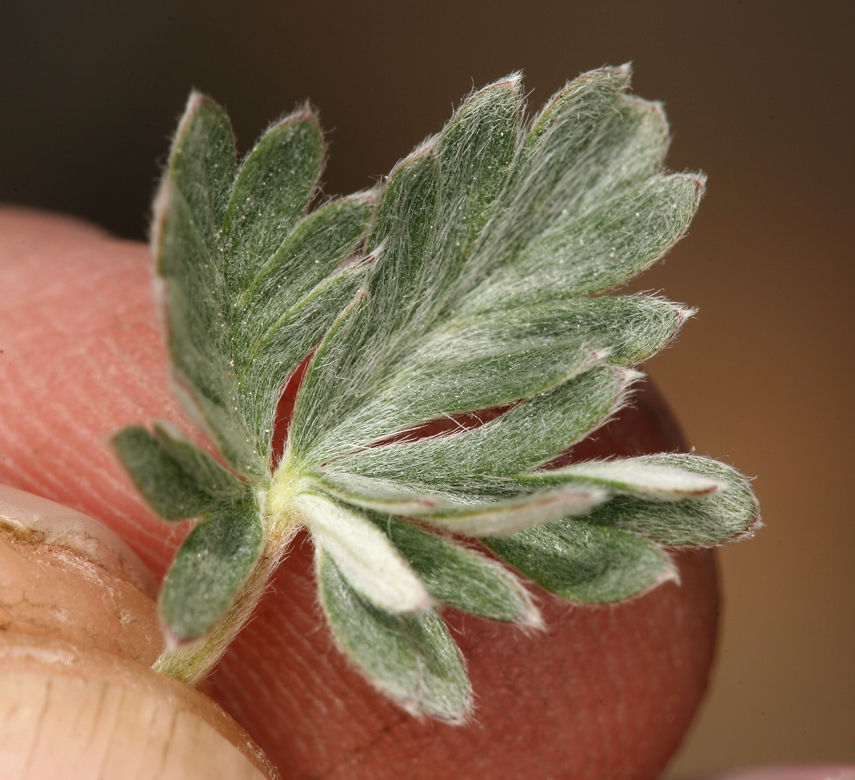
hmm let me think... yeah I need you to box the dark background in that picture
[2,1,853,774]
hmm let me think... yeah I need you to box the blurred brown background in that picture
[2,1,852,775]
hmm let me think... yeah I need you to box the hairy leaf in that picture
[149,94,370,475]
[318,550,471,722]
[583,455,760,546]
[486,521,674,603]
[160,502,264,642]
[363,510,539,625]
[323,365,637,484]
[298,492,430,613]
[115,70,759,714]
[114,424,247,521]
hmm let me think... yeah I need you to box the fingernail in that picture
[0,483,157,596]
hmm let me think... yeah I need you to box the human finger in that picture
[0,207,719,779]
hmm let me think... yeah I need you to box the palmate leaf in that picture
[113,69,760,720]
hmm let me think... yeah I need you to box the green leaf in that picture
[362,510,540,625]
[465,173,704,313]
[501,66,632,250]
[286,150,441,461]
[113,424,248,521]
[165,92,236,254]
[160,501,264,642]
[288,79,522,464]
[313,450,724,534]
[297,492,430,613]
[519,456,725,499]
[323,365,636,485]
[124,72,760,712]
[221,111,324,295]
[155,169,267,479]
[318,550,471,722]
[583,454,760,546]
[415,484,608,537]
[485,520,674,603]
[287,69,693,467]
[154,95,368,475]
[231,193,374,342]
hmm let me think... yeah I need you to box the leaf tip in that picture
[282,104,323,133]
[183,88,210,115]
[676,304,698,324]
[681,171,708,203]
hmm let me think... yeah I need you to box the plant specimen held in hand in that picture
[115,65,759,722]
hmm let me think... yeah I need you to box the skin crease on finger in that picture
[0,207,719,779]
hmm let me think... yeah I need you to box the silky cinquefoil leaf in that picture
[318,550,471,722]
[236,259,374,451]
[287,150,442,461]
[519,456,725,500]
[325,365,636,486]
[583,454,760,546]
[166,92,236,254]
[160,502,264,642]
[362,510,539,625]
[420,484,608,537]
[288,80,523,462]
[485,520,674,603]
[118,70,759,714]
[221,111,324,295]
[114,424,248,521]
[298,492,430,613]
[155,165,266,478]
[151,94,366,475]
[501,66,632,250]
[288,69,694,465]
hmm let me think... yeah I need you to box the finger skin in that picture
[0,208,719,780]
